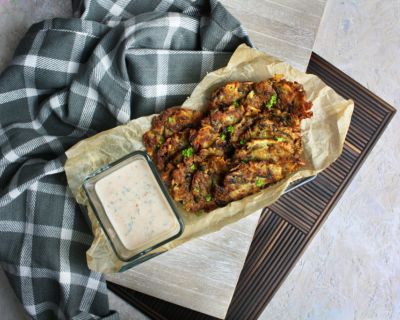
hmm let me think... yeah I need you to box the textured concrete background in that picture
[0,0,72,72]
[0,0,399,319]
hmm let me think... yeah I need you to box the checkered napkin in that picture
[0,0,251,319]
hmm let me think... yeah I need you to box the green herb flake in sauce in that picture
[182,147,194,158]
[168,116,174,123]
[190,164,197,172]
[220,133,226,141]
[265,93,277,109]
[275,137,285,142]
[256,177,263,188]
[227,125,234,133]
[240,139,245,145]
[233,100,240,108]
[205,195,212,202]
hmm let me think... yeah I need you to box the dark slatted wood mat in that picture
[107,52,396,320]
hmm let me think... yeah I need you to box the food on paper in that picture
[143,76,313,213]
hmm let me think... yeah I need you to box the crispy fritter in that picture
[155,128,190,171]
[234,138,298,162]
[229,115,259,145]
[143,107,203,158]
[243,118,300,141]
[152,106,203,137]
[271,76,313,121]
[216,161,302,203]
[160,162,175,187]
[215,162,284,203]
[189,156,229,212]
[170,158,196,207]
[143,77,313,213]
[191,119,217,150]
[209,81,253,110]
[209,104,245,128]
[243,80,276,116]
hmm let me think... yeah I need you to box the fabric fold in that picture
[0,0,251,319]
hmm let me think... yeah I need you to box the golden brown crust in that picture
[209,81,253,110]
[143,77,313,213]
[143,107,203,159]
[154,128,190,171]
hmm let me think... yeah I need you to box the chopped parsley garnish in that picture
[265,94,277,109]
[275,137,285,142]
[240,139,245,145]
[227,125,234,133]
[205,195,212,202]
[233,100,240,108]
[157,137,165,148]
[190,164,197,171]
[182,147,193,158]
[256,177,263,188]
[168,116,174,123]
[220,133,226,141]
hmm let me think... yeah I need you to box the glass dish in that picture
[83,150,184,262]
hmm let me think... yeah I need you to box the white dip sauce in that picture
[94,157,180,252]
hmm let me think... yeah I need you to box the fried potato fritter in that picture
[215,162,285,203]
[143,76,313,213]
[155,128,191,171]
[143,107,203,158]
[209,81,253,110]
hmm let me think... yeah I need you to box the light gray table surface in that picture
[0,1,399,320]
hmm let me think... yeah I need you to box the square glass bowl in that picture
[83,150,184,262]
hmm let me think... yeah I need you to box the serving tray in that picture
[107,52,396,320]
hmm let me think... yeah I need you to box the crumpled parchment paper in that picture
[65,44,354,273]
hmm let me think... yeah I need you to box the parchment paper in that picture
[65,44,354,273]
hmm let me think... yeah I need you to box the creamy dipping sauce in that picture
[94,157,181,252]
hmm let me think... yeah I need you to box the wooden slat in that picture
[108,52,396,320]
[218,0,325,71]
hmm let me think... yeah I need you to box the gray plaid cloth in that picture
[0,0,251,319]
